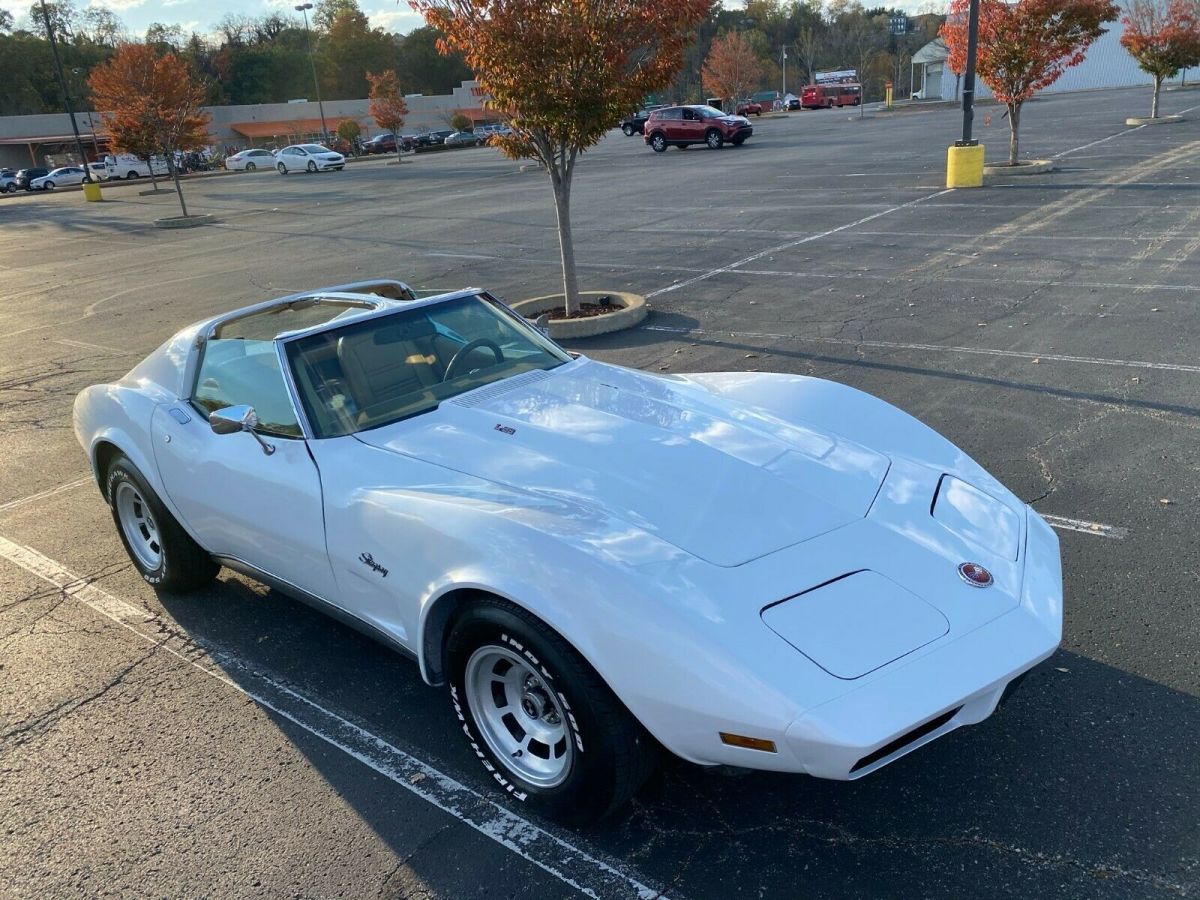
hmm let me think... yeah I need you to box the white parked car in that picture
[275,144,345,174]
[73,279,1063,822]
[30,166,87,190]
[224,149,277,172]
[0,171,17,193]
[86,162,107,181]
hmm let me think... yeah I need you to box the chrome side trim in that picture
[213,555,416,661]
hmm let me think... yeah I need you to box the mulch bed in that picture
[537,300,621,321]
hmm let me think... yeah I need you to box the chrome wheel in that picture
[245,162,256,171]
[114,481,162,571]
[465,645,573,788]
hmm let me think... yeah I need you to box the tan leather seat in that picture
[335,319,443,418]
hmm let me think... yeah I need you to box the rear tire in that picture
[245,162,256,171]
[106,457,218,592]
[446,597,657,822]
[622,123,635,136]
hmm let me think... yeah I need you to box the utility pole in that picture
[781,45,788,99]
[959,0,981,145]
[38,0,93,181]
[295,3,329,143]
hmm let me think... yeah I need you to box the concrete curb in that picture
[984,159,1054,177]
[154,213,214,229]
[510,291,646,339]
[1125,115,1183,126]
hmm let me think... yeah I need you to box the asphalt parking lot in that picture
[1,85,1198,899]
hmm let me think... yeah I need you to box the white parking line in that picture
[1039,515,1128,540]
[643,325,1200,375]
[55,338,137,355]
[0,535,667,900]
[0,476,93,514]
[1051,101,1200,159]
[645,188,953,300]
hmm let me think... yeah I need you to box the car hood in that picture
[354,360,890,567]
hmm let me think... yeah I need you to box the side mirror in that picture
[210,404,275,455]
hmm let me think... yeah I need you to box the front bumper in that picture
[728,125,753,141]
[782,510,1062,779]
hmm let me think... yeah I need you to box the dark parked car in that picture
[363,132,413,154]
[786,97,802,110]
[620,106,666,136]
[16,168,49,190]
[444,130,486,148]
[643,105,752,152]
[414,130,455,151]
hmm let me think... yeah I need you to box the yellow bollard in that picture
[946,143,985,188]
[885,82,893,110]
[82,180,103,202]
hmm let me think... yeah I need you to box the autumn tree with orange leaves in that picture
[411,0,712,316]
[367,71,410,163]
[1120,0,1200,118]
[89,44,212,217]
[942,0,1118,165]
[702,31,765,110]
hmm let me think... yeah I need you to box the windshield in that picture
[300,144,329,152]
[695,106,727,118]
[285,293,571,438]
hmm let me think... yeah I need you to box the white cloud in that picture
[363,6,425,33]
[92,0,147,10]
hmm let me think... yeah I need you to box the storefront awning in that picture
[230,118,354,138]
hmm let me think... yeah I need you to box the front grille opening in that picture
[850,706,962,774]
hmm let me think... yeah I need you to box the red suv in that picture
[643,105,753,152]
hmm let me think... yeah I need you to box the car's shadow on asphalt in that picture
[157,574,1198,899]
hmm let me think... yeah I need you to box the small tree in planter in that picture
[702,30,765,111]
[1120,0,1200,118]
[336,118,362,152]
[942,0,1119,166]
[90,44,212,217]
[412,0,712,317]
[367,70,410,164]
[450,112,472,132]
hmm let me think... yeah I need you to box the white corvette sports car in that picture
[74,280,1063,821]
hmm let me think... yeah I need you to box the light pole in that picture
[945,0,984,187]
[38,0,93,181]
[295,3,329,143]
[781,46,788,100]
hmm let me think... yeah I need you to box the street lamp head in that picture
[295,3,313,9]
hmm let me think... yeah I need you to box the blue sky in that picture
[4,0,430,40]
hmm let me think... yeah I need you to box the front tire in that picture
[706,129,724,150]
[306,161,317,173]
[44,181,55,190]
[106,457,218,592]
[277,162,287,174]
[446,597,656,822]
[650,132,667,153]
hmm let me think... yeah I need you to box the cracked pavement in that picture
[1,85,1198,898]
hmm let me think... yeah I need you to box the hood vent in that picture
[450,368,553,408]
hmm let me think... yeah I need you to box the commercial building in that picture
[0,80,495,170]
[910,21,1193,103]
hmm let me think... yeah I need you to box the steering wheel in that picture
[443,339,504,381]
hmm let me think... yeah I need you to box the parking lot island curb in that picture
[1125,114,1183,126]
[946,143,985,188]
[154,213,215,229]
[510,291,647,339]
[983,159,1055,178]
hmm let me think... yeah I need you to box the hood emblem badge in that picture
[958,562,994,588]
